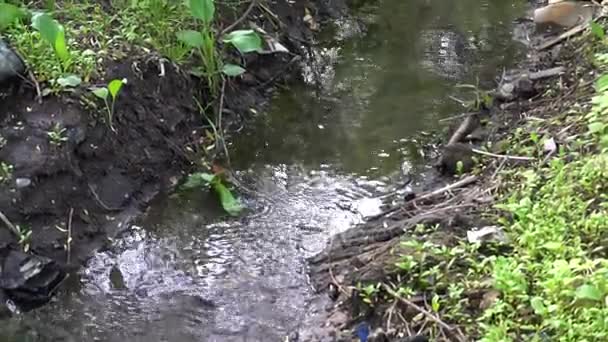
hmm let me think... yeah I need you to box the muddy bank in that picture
[307,1,603,341]
[0,0,346,314]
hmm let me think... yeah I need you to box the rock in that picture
[15,178,31,189]
[0,40,25,85]
[467,226,508,244]
[0,250,65,311]
[534,1,594,29]
[437,143,476,175]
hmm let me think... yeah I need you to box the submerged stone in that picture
[0,40,25,85]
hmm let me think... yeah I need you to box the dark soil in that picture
[0,0,346,314]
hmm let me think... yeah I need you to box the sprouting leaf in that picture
[189,0,215,24]
[92,87,109,100]
[182,172,215,189]
[222,64,246,77]
[108,78,126,100]
[54,26,70,63]
[575,284,603,301]
[57,74,81,88]
[31,12,60,46]
[596,74,608,92]
[431,294,440,312]
[0,3,24,31]
[588,122,606,134]
[590,21,605,40]
[177,30,205,48]
[530,297,545,314]
[223,30,262,54]
[211,180,243,216]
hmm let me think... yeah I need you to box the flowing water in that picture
[1,0,530,341]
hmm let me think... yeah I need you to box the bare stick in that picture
[415,175,478,203]
[67,208,73,264]
[382,284,464,342]
[219,0,258,38]
[448,114,479,145]
[529,67,565,80]
[538,22,590,51]
[28,70,42,104]
[471,148,535,161]
[0,210,20,236]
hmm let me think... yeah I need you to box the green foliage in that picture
[223,29,262,54]
[92,78,127,131]
[178,0,263,90]
[47,122,68,146]
[0,161,13,184]
[31,12,70,71]
[182,172,244,216]
[0,3,24,32]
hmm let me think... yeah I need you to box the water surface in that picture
[1,0,528,341]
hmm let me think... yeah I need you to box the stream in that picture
[1,0,529,341]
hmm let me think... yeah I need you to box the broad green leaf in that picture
[57,74,81,87]
[223,30,262,54]
[596,74,608,92]
[189,0,215,24]
[31,12,60,46]
[211,181,243,216]
[54,26,70,63]
[177,30,205,48]
[591,21,605,40]
[575,284,603,301]
[92,87,109,100]
[182,172,215,189]
[588,122,606,134]
[222,63,246,77]
[108,79,126,100]
[530,297,545,315]
[0,3,24,31]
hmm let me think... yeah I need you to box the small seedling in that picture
[92,78,127,131]
[182,171,243,216]
[16,224,32,252]
[0,162,13,184]
[177,0,263,90]
[47,122,68,146]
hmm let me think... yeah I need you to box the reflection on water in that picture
[1,0,527,341]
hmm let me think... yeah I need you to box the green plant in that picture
[92,78,127,131]
[31,12,70,72]
[0,2,25,32]
[47,122,68,146]
[182,171,243,216]
[358,282,380,305]
[16,224,32,252]
[177,0,262,91]
[0,161,13,184]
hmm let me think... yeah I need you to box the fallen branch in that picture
[448,114,479,145]
[471,148,535,161]
[0,210,20,236]
[538,22,589,51]
[414,175,478,203]
[529,66,566,80]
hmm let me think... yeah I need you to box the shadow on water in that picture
[1,0,529,341]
